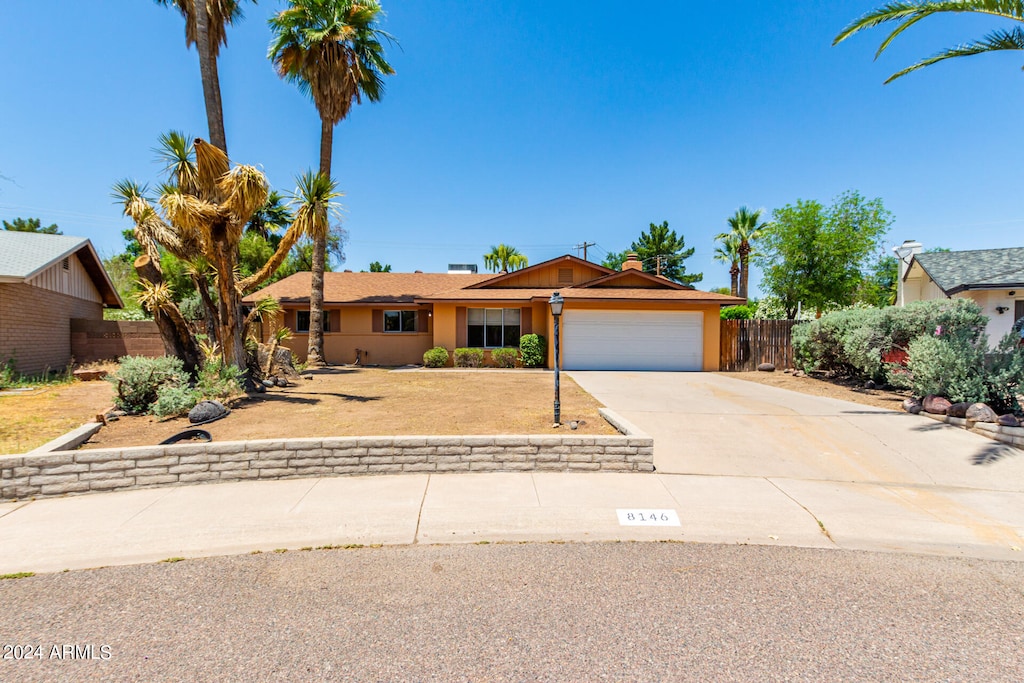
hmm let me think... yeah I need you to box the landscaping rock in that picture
[946,402,970,419]
[997,414,1020,428]
[903,397,923,415]
[261,379,275,387]
[275,376,290,388]
[757,363,776,372]
[864,380,876,390]
[922,395,952,415]
[966,403,997,423]
[189,400,228,425]
[256,344,302,379]
[73,369,108,381]
[793,370,805,378]
[252,383,266,394]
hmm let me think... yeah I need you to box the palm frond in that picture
[154,130,200,193]
[219,164,269,223]
[193,138,230,198]
[884,25,1024,81]
[136,280,174,314]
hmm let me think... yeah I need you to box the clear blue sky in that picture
[2,1,1022,295]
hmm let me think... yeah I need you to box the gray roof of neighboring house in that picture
[0,231,123,306]
[912,247,1024,295]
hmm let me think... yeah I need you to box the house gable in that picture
[573,269,684,290]
[467,255,613,289]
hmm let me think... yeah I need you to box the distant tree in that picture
[834,2,1024,84]
[369,261,391,272]
[709,286,732,296]
[716,207,766,299]
[246,191,294,245]
[599,249,631,272]
[755,191,893,318]
[484,244,529,273]
[3,217,61,234]
[858,253,899,308]
[630,221,702,286]
[713,233,741,297]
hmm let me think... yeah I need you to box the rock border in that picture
[919,411,1024,449]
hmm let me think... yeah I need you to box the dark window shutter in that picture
[372,309,383,333]
[285,309,296,331]
[330,310,341,333]
[520,307,532,335]
[456,307,467,347]
[416,309,427,333]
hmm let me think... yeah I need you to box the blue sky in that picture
[2,1,1022,295]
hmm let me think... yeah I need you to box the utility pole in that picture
[574,241,596,261]
[655,255,662,277]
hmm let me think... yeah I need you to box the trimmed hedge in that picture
[453,348,485,368]
[519,334,546,368]
[423,346,449,368]
[491,347,518,368]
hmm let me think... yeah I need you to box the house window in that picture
[467,308,520,347]
[384,310,417,332]
[296,310,331,333]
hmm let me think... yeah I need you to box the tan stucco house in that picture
[245,254,742,371]
[0,231,123,375]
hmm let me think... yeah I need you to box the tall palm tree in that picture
[268,0,395,366]
[717,207,766,300]
[834,1,1024,83]
[483,244,529,273]
[713,234,742,298]
[155,1,252,154]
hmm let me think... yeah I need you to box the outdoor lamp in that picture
[549,291,564,425]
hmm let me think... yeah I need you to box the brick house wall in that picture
[70,319,165,364]
[0,283,103,375]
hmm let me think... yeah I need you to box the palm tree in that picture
[717,207,766,300]
[713,234,742,298]
[269,0,395,366]
[483,244,529,273]
[834,2,1024,83]
[155,1,251,154]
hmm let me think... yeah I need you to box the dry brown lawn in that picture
[723,370,910,412]
[81,368,616,450]
[0,381,115,454]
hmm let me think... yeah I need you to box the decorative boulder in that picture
[903,398,923,415]
[997,414,1021,428]
[946,403,970,419]
[864,380,876,390]
[275,376,290,388]
[966,403,997,423]
[922,395,952,415]
[189,400,228,425]
[757,363,776,372]
[793,370,805,378]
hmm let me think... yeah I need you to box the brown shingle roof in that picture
[418,286,743,303]
[243,271,492,304]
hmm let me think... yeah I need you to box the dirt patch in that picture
[82,368,615,449]
[723,371,909,412]
[0,381,114,454]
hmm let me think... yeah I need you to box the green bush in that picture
[152,384,200,418]
[491,347,518,368]
[423,346,450,368]
[453,348,484,368]
[720,305,754,320]
[519,334,546,368]
[196,359,243,401]
[107,356,190,414]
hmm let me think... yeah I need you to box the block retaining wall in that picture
[0,435,655,501]
[921,411,1024,449]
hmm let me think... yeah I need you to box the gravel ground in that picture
[1,542,1022,682]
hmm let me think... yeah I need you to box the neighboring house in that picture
[895,241,1024,343]
[245,254,743,371]
[0,231,122,375]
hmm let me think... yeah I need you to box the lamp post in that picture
[549,291,564,426]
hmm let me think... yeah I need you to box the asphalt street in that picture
[1,542,1021,682]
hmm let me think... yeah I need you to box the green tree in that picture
[713,233,741,297]
[3,217,60,234]
[369,261,391,272]
[717,207,766,299]
[834,1,1024,83]
[858,253,899,308]
[269,0,395,367]
[155,0,252,153]
[631,221,701,286]
[599,249,631,272]
[483,244,529,273]
[755,191,893,318]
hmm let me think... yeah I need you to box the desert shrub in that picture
[899,328,989,403]
[720,305,754,320]
[519,334,546,368]
[453,348,484,368]
[792,308,880,376]
[196,359,244,401]
[984,333,1024,413]
[107,356,189,414]
[178,294,207,321]
[152,384,200,418]
[0,359,15,391]
[423,346,449,368]
[491,347,518,368]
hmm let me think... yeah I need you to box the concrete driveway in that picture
[571,371,1024,558]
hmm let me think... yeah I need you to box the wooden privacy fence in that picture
[720,319,799,372]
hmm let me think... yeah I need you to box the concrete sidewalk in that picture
[1,470,1021,575]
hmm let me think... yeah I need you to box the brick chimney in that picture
[622,253,642,271]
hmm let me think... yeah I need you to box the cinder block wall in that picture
[70,319,165,364]
[0,284,103,375]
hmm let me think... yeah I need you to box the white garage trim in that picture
[562,310,703,371]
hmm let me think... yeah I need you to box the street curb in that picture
[25,422,103,456]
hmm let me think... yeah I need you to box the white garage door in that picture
[561,310,703,371]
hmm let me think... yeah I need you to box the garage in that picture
[561,310,703,371]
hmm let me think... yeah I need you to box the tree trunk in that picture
[134,255,202,376]
[306,118,334,367]
[738,241,751,300]
[729,263,739,298]
[194,0,227,156]
[210,232,246,371]
[192,272,220,346]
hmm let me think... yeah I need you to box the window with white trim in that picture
[467,308,520,348]
[384,310,417,332]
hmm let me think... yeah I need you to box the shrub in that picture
[152,384,200,418]
[720,305,754,320]
[107,356,189,414]
[491,347,518,368]
[423,346,449,368]
[453,348,484,368]
[519,334,546,368]
[196,359,243,401]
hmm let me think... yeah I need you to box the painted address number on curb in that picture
[616,509,680,527]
